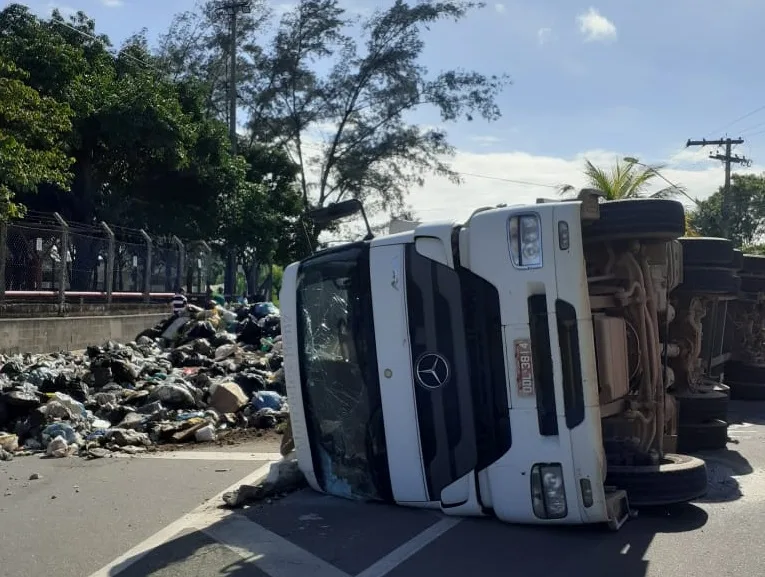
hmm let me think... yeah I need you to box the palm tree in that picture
[559,158,696,235]
[560,158,687,201]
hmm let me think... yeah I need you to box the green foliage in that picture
[0,60,73,219]
[160,0,510,233]
[1,0,508,287]
[563,158,686,201]
[688,173,765,247]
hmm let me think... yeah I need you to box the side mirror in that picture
[308,199,364,224]
[309,199,374,240]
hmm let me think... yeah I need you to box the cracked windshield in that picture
[1,1,764,576]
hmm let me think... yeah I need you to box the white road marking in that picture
[89,452,462,577]
[356,518,462,577]
[110,451,283,461]
[200,512,351,577]
[86,459,279,577]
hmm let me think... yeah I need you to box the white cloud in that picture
[537,27,552,45]
[668,147,718,167]
[494,3,505,13]
[307,144,765,242]
[101,0,123,6]
[577,7,617,43]
[403,148,763,223]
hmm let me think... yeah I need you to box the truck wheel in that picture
[739,275,765,293]
[676,390,729,424]
[605,454,707,506]
[677,268,740,295]
[742,254,765,275]
[728,380,765,401]
[677,419,729,452]
[583,199,686,243]
[680,237,734,266]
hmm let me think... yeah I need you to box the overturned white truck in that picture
[280,194,707,530]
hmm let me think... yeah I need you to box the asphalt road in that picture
[3,403,765,577]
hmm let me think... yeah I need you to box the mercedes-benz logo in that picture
[415,353,451,389]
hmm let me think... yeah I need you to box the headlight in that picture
[508,214,543,269]
[530,463,568,519]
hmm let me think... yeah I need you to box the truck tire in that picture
[728,380,765,401]
[679,237,734,266]
[677,420,729,452]
[676,390,729,424]
[677,268,740,295]
[742,254,765,275]
[732,250,744,271]
[739,275,765,293]
[605,454,707,506]
[583,199,686,243]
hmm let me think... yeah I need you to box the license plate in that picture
[514,339,535,397]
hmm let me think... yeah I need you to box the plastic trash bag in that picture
[46,435,69,458]
[252,391,285,412]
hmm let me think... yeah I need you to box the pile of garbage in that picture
[0,302,288,461]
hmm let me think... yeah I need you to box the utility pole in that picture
[215,0,251,299]
[685,137,752,235]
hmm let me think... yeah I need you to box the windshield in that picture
[296,243,392,502]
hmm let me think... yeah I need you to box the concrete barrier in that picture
[0,313,168,354]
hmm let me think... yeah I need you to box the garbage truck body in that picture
[280,196,708,529]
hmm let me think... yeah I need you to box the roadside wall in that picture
[0,313,167,354]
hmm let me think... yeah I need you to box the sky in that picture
[8,0,765,225]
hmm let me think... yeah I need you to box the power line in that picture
[294,141,563,189]
[452,172,560,188]
[704,106,765,139]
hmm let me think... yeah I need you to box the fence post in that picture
[53,212,68,314]
[140,229,152,303]
[100,221,115,308]
[0,220,7,304]
[172,235,185,292]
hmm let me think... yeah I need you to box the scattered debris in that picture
[0,303,287,460]
[222,457,306,509]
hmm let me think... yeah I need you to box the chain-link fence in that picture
[0,212,212,311]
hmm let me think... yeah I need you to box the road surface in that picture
[2,402,765,577]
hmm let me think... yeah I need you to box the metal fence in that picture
[0,212,213,310]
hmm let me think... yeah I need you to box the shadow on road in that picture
[107,500,708,577]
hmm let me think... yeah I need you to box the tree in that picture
[157,0,509,256]
[156,0,270,121]
[0,6,248,288]
[688,173,765,247]
[247,0,508,235]
[217,142,303,292]
[0,60,73,220]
